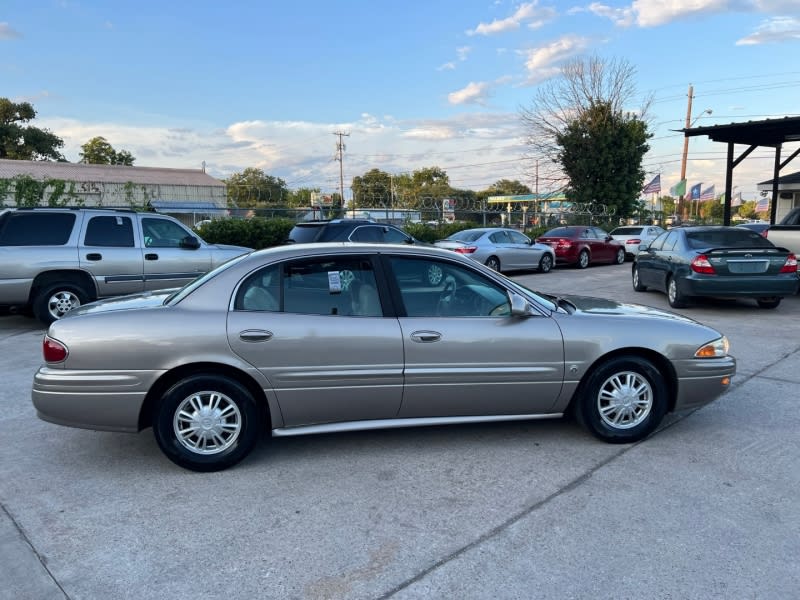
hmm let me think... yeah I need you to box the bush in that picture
[403,221,477,243]
[196,217,295,249]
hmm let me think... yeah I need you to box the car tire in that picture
[667,276,688,308]
[33,283,89,325]
[576,250,590,269]
[632,265,647,291]
[757,297,781,309]
[485,256,501,272]
[538,254,554,273]
[153,374,262,472]
[614,248,625,265]
[573,356,668,444]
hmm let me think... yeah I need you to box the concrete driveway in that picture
[1,263,798,600]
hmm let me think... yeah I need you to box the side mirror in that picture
[605,235,613,242]
[180,235,201,250]
[509,292,535,317]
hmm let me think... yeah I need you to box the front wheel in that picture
[757,297,781,309]
[153,374,262,472]
[33,283,89,325]
[538,253,553,273]
[573,356,668,444]
[576,250,590,269]
[667,276,688,308]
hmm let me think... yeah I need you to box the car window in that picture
[686,229,774,249]
[287,224,324,243]
[270,256,381,316]
[234,265,281,312]
[648,231,670,251]
[381,226,411,244]
[142,217,191,248]
[489,231,509,244]
[388,257,510,318]
[507,230,530,244]
[541,227,571,238]
[449,230,484,242]
[610,227,642,235]
[580,228,595,239]
[661,231,679,251]
[593,228,610,239]
[84,215,135,247]
[0,212,76,246]
[349,226,382,243]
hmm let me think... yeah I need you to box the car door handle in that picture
[410,330,441,343]
[239,329,273,342]
[86,253,102,261]
[145,253,159,260]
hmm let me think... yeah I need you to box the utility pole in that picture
[333,131,350,216]
[679,85,694,220]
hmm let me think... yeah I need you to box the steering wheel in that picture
[436,275,457,316]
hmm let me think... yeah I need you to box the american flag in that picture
[755,197,770,212]
[699,185,715,200]
[642,174,661,195]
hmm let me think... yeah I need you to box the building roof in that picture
[0,159,225,187]
[757,170,800,189]
[681,116,800,146]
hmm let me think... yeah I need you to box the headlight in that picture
[694,336,729,358]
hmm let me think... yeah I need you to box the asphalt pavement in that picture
[1,263,798,600]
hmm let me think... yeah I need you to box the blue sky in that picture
[3,0,799,199]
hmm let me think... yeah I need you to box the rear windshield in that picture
[447,230,484,242]
[0,212,76,245]
[287,224,324,243]
[610,227,643,235]
[686,229,774,249]
[541,227,573,237]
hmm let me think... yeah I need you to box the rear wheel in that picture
[33,283,89,325]
[485,256,501,272]
[632,265,647,291]
[153,374,261,472]
[757,297,781,309]
[538,253,553,273]
[573,356,668,443]
[667,276,688,308]
[576,250,590,269]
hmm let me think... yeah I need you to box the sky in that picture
[2,0,800,201]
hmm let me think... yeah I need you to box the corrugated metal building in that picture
[0,159,228,225]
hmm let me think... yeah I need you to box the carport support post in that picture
[724,142,734,225]
[771,145,782,225]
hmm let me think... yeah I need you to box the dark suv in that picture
[288,219,419,245]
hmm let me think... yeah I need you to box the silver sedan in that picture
[434,227,556,273]
[32,243,735,472]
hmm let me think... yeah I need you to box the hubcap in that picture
[427,264,443,285]
[173,391,242,455]
[597,371,653,429]
[48,291,81,319]
[668,280,677,302]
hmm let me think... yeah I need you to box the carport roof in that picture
[681,115,800,147]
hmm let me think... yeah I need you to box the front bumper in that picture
[32,367,164,432]
[672,355,737,412]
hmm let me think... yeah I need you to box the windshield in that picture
[610,227,642,235]
[541,227,572,237]
[165,253,251,305]
[288,224,324,243]
[447,230,484,242]
[686,229,773,249]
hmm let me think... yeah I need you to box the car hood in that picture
[560,294,699,323]
[65,290,175,318]
[210,243,252,252]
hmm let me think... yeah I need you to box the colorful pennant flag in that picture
[699,185,715,200]
[642,174,661,195]
[690,183,702,201]
[669,179,686,197]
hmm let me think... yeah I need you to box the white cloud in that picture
[0,22,22,39]
[437,62,456,71]
[447,82,492,106]
[584,2,635,27]
[736,16,800,45]
[467,2,556,36]
[456,46,471,61]
[521,35,592,84]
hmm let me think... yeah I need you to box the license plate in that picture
[727,260,768,274]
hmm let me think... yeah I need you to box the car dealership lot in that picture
[2,263,799,599]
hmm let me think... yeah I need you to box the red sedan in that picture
[536,226,626,268]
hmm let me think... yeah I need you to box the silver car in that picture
[32,243,736,472]
[434,227,556,273]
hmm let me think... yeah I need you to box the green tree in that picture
[225,168,289,207]
[738,200,757,220]
[0,97,65,161]
[352,168,393,208]
[79,136,135,165]
[555,101,650,217]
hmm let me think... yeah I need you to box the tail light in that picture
[556,238,573,249]
[454,246,477,254]
[43,335,68,363]
[691,254,716,274]
[626,239,641,246]
[761,230,768,238]
[780,253,798,273]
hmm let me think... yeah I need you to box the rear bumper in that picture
[681,274,799,298]
[32,367,163,432]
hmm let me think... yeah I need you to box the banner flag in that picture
[642,174,661,194]
[669,179,686,197]
[755,197,769,212]
[699,185,715,200]
[690,183,702,201]
[731,191,743,207]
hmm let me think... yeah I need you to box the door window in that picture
[142,218,191,248]
[507,230,530,244]
[661,231,680,251]
[84,215,135,247]
[348,226,382,243]
[388,257,510,318]
[0,212,76,246]
[647,231,670,251]
[381,226,412,244]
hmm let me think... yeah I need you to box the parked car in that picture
[633,226,798,309]
[736,222,770,236]
[33,243,735,472]
[609,225,665,259]
[535,226,625,268]
[434,227,555,273]
[0,207,252,324]
[287,219,418,244]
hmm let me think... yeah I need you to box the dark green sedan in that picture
[632,226,799,309]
